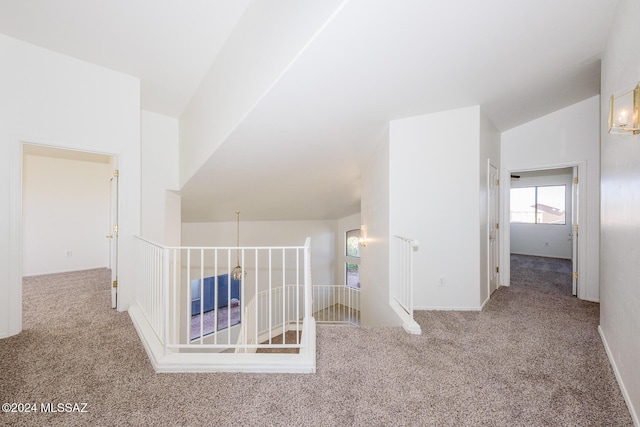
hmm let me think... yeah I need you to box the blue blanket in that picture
[191,274,240,315]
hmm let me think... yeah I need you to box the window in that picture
[345,229,360,289]
[346,263,360,289]
[346,229,361,257]
[510,185,566,224]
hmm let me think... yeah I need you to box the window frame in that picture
[510,184,566,225]
[345,229,361,289]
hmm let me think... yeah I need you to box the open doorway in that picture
[508,167,577,296]
[22,144,117,304]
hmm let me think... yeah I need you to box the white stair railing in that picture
[238,284,305,352]
[136,238,169,345]
[391,235,421,334]
[312,285,360,325]
[134,237,312,354]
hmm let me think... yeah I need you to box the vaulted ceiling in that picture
[0,0,618,221]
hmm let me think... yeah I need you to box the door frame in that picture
[487,160,499,298]
[16,141,119,325]
[500,161,586,299]
[109,157,120,308]
[571,166,578,296]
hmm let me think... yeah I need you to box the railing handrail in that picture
[393,234,419,250]
[135,235,308,251]
[313,283,361,290]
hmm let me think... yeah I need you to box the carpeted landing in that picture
[0,258,633,426]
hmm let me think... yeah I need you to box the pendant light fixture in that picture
[231,210,243,281]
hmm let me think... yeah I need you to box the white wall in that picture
[0,34,140,338]
[23,154,111,276]
[141,111,180,245]
[182,220,336,287]
[360,127,402,327]
[599,0,640,423]
[510,169,574,259]
[389,106,483,310]
[179,0,346,186]
[165,191,182,247]
[501,96,600,302]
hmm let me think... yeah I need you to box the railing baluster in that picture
[296,248,300,344]
[135,237,317,352]
[227,248,231,346]
[163,247,169,350]
[282,248,286,343]
[172,248,177,347]
[214,249,218,346]
[241,248,245,343]
[254,249,258,347]
[199,249,204,345]
[268,248,272,345]
[186,249,191,345]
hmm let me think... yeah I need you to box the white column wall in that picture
[599,0,640,423]
[0,34,140,338]
[141,111,180,245]
[165,192,182,248]
[390,106,482,310]
[501,96,600,302]
[360,127,402,326]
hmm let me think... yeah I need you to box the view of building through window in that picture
[510,185,566,224]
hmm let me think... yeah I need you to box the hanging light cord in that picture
[235,211,240,266]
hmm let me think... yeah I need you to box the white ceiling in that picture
[0,0,249,116]
[0,0,618,222]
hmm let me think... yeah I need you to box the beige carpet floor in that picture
[0,258,633,426]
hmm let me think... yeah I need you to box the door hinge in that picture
[114,169,119,178]
[573,177,578,184]
[496,267,499,273]
[112,279,118,288]
[113,225,119,233]
[573,272,578,279]
[496,223,499,229]
[496,179,500,186]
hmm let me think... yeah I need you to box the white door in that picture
[571,167,578,296]
[108,165,119,308]
[489,162,499,295]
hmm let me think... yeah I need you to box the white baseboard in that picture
[22,265,109,277]
[599,326,639,426]
[128,303,316,374]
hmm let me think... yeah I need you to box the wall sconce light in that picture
[609,83,640,135]
[359,225,367,247]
